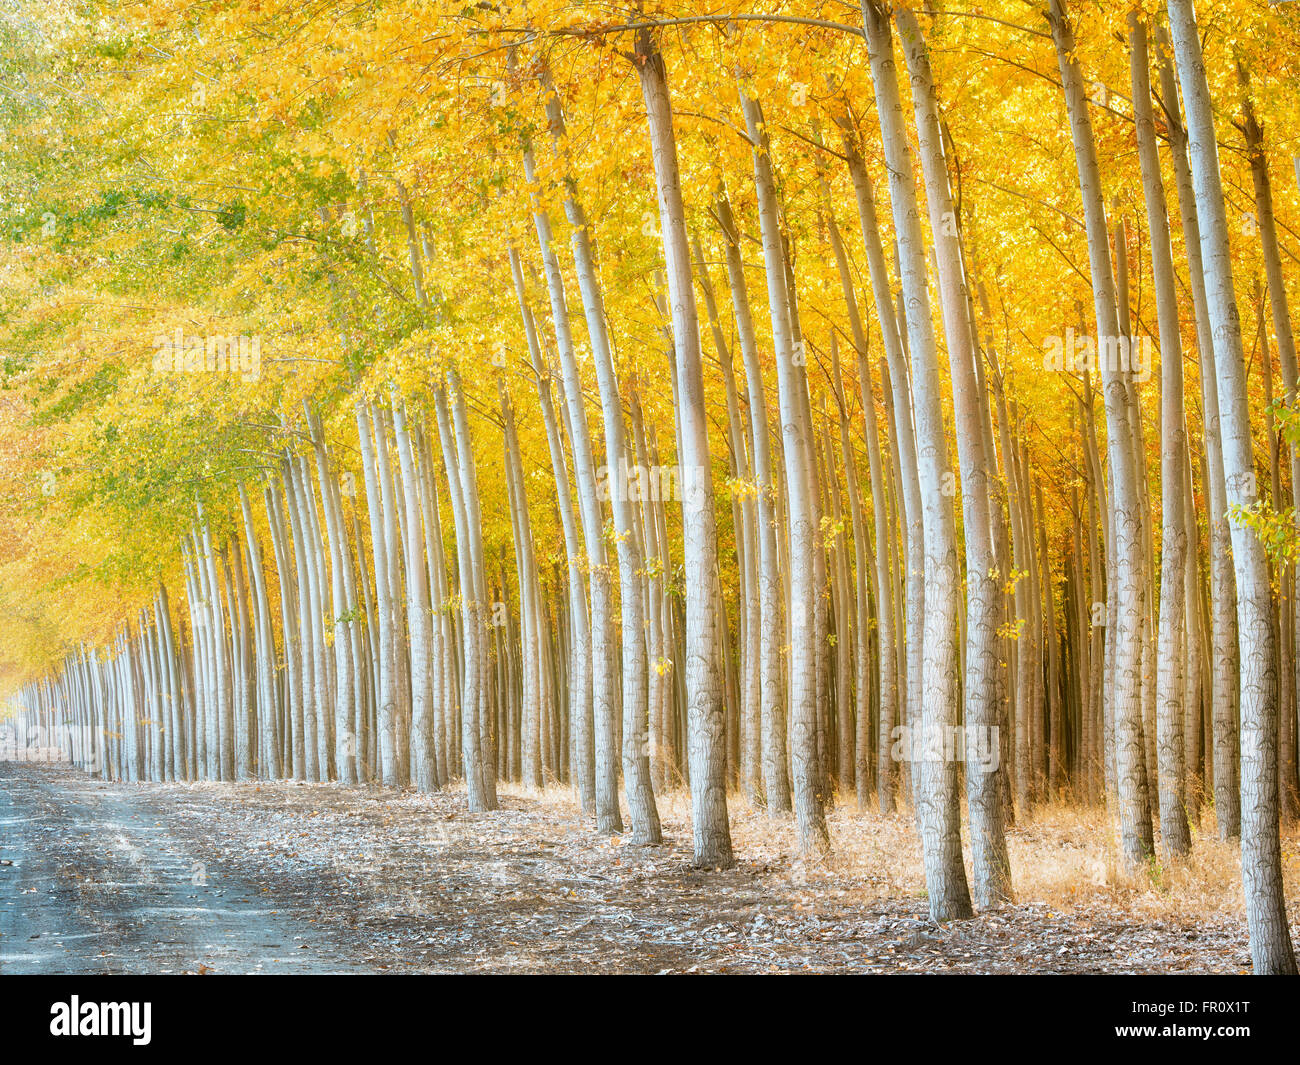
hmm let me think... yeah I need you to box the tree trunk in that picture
[1049,0,1154,868]
[863,1,971,918]
[1167,0,1296,974]
[636,29,734,867]
[1131,16,1190,857]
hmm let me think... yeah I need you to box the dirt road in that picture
[0,762,366,973]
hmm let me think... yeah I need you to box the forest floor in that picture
[1,759,1295,974]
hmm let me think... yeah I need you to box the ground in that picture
[1,760,1295,973]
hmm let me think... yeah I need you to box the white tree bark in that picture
[863,0,971,917]
[896,6,1011,906]
[1166,0,1296,975]
[1131,16,1190,857]
[1048,0,1154,868]
[737,86,829,855]
[636,29,734,866]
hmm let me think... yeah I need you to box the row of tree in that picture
[3,0,1297,973]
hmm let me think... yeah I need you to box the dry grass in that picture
[510,779,1300,923]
